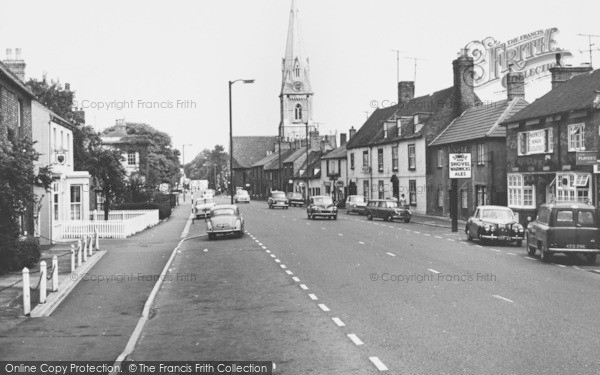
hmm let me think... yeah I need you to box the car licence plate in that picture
[498,236,510,241]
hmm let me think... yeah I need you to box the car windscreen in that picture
[291,193,303,199]
[212,208,236,216]
[313,197,333,205]
[237,190,249,196]
[272,193,286,199]
[196,198,214,205]
[349,196,365,203]
[386,201,399,208]
[481,209,514,221]
[578,210,597,227]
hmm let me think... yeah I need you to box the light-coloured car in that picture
[465,205,524,246]
[307,195,337,220]
[268,191,289,209]
[346,195,367,215]
[194,197,216,219]
[206,205,244,240]
[234,189,251,204]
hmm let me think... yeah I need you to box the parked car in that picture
[268,191,289,209]
[307,195,337,220]
[202,189,215,198]
[193,197,216,219]
[206,205,244,240]
[345,195,367,215]
[287,192,304,207]
[526,202,600,264]
[234,189,251,204]
[465,205,524,246]
[365,199,411,222]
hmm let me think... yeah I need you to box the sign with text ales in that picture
[449,153,472,178]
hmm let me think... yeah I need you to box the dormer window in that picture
[383,123,389,138]
[397,119,403,136]
[295,104,303,120]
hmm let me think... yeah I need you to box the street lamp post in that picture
[229,78,255,204]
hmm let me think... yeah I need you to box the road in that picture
[132,197,600,374]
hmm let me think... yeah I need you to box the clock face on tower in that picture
[292,81,303,92]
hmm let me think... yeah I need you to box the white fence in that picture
[57,210,159,239]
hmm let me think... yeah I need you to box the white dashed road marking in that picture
[275,259,281,263]
[285,270,294,275]
[386,253,396,257]
[525,257,536,260]
[557,264,566,268]
[332,317,345,327]
[369,357,389,371]
[308,294,318,300]
[292,277,300,282]
[338,233,343,236]
[300,284,308,290]
[270,254,276,258]
[347,334,364,346]
[428,269,440,274]
[280,264,287,269]
[318,304,330,312]
[358,241,365,245]
[493,294,514,303]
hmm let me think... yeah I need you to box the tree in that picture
[101,123,181,187]
[26,75,77,124]
[184,145,229,190]
[87,149,127,220]
[0,129,52,272]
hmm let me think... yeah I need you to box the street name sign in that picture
[449,153,472,178]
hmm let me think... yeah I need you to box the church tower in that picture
[279,0,315,141]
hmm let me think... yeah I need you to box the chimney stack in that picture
[340,133,347,146]
[506,64,525,101]
[549,53,593,90]
[398,81,415,105]
[2,47,26,81]
[452,53,476,114]
[349,126,356,140]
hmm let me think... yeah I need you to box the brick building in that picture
[501,54,598,225]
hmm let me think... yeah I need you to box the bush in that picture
[9,236,40,271]
[114,202,171,220]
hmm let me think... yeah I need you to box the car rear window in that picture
[237,190,248,195]
[349,196,365,203]
[578,211,597,227]
[212,208,235,216]
[554,210,575,227]
[272,193,286,199]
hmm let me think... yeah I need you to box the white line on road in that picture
[300,284,308,290]
[493,294,514,303]
[318,303,330,312]
[270,254,276,258]
[369,357,389,371]
[261,246,267,249]
[435,236,443,239]
[447,239,454,242]
[491,248,500,252]
[573,266,583,271]
[266,250,271,253]
[181,213,194,238]
[280,264,287,269]
[556,264,566,268]
[507,252,516,256]
[258,243,263,246]
[413,231,420,234]
[275,259,281,263]
[424,233,431,237]
[285,270,294,275]
[347,334,364,346]
[386,252,396,257]
[338,233,343,236]
[308,294,318,300]
[332,317,345,327]
[292,277,300,282]
[428,269,440,274]
[358,241,365,245]
[321,227,326,230]
[476,245,483,248]
[525,257,536,260]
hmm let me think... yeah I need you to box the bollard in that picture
[95,231,100,251]
[52,255,58,292]
[39,261,47,304]
[70,244,76,272]
[77,240,82,267]
[22,267,30,316]
[88,234,93,257]
[82,237,88,262]
[93,209,98,221]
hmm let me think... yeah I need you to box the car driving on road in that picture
[268,191,289,209]
[194,197,216,219]
[526,202,600,264]
[307,195,338,220]
[466,205,524,246]
[206,205,244,240]
[234,189,250,204]
[365,199,411,222]
[286,192,304,207]
[345,195,367,215]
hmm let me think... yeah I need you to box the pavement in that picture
[0,202,192,360]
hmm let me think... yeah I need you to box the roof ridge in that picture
[485,98,520,137]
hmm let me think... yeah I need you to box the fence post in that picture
[40,261,47,304]
[93,209,98,221]
[95,230,100,251]
[77,240,82,267]
[82,237,88,262]
[22,267,30,316]
[70,244,75,272]
[87,234,93,257]
[52,255,59,292]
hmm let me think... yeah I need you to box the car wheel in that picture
[526,234,536,256]
[208,233,215,240]
[333,215,337,220]
[308,214,312,220]
[367,213,373,221]
[585,253,597,265]
[404,218,410,223]
[540,243,552,263]
[387,215,394,222]
[466,226,473,241]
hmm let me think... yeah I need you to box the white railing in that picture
[57,210,159,239]
[89,210,158,221]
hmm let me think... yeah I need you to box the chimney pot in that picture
[15,48,21,60]
[6,48,12,59]
[398,81,415,105]
[452,56,476,114]
[349,126,356,140]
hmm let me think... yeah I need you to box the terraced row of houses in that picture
[233,53,600,226]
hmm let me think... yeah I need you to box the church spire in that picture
[281,0,311,94]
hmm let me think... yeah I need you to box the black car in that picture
[307,195,337,220]
[365,199,411,223]
[268,191,289,209]
[286,192,304,207]
[526,202,600,263]
[465,205,524,246]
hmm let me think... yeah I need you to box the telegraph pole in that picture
[404,56,427,88]
[578,33,600,67]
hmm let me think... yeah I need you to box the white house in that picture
[32,101,91,244]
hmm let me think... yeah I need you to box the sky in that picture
[1,0,599,163]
